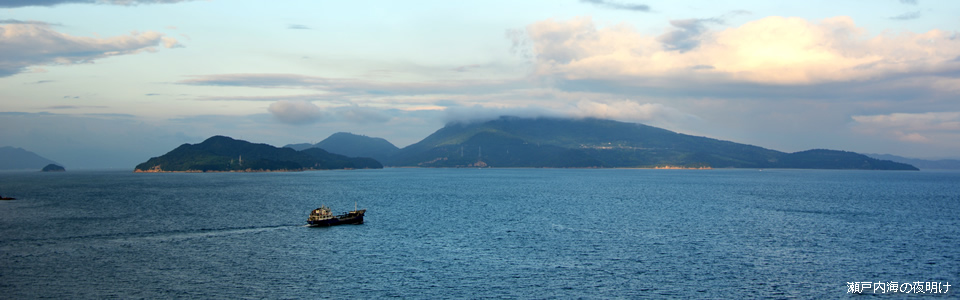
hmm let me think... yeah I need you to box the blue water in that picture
[1,169,957,298]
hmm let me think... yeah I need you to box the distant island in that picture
[0,146,61,171]
[134,136,382,172]
[376,116,917,170]
[136,117,919,172]
[866,153,960,170]
[41,164,65,172]
[285,132,399,163]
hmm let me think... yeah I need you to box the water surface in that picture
[1,169,957,298]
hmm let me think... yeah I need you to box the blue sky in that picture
[2,0,959,168]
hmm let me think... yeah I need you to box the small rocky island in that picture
[41,164,65,172]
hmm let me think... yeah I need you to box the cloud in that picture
[852,112,960,132]
[452,64,483,72]
[196,93,352,103]
[0,19,60,26]
[0,22,181,77]
[526,16,960,85]
[45,105,108,109]
[657,11,751,52]
[567,100,699,124]
[178,73,525,96]
[264,101,403,125]
[333,105,392,124]
[161,36,183,48]
[442,105,558,125]
[267,100,323,125]
[579,0,650,12]
[852,112,960,143]
[287,24,310,30]
[438,99,697,128]
[0,0,196,8]
[889,11,921,20]
[505,28,534,62]
[900,0,917,5]
[657,18,722,52]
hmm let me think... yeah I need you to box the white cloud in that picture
[267,100,323,125]
[567,100,697,124]
[527,16,960,85]
[0,23,180,77]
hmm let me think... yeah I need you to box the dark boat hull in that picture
[307,214,364,227]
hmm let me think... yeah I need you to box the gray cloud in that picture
[657,18,722,52]
[196,93,352,103]
[287,24,310,30]
[0,19,60,26]
[549,69,960,116]
[889,11,921,20]
[0,0,91,7]
[0,0,195,8]
[45,105,108,109]
[579,0,650,12]
[178,73,526,96]
[267,100,324,125]
[656,11,750,52]
[334,105,392,124]
[900,0,917,5]
[452,64,483,72]
[0,22,180,77]
[442,105,559,125]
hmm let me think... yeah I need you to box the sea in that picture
[0,168,957,298]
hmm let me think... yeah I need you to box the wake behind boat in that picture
[307,204,365,227]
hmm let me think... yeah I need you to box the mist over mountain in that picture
[135,136,381,172]
[284,132,399,163]
[0,146,61,170]
[866,154,960,170]
[385,116,917,170]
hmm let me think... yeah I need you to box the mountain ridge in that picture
[0,146,61,170]
[135,136,382,172]
[384,116,917,170]
[284,132,399,163]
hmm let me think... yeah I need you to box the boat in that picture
[307,204,365,227]
[0,195,14,200]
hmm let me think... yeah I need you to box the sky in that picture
[2,0,959,169]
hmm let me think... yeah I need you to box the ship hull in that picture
[307,213,364,227]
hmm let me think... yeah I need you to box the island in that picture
[379,116,917,170]
[41,164,65,172]
[134,136,382,172]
